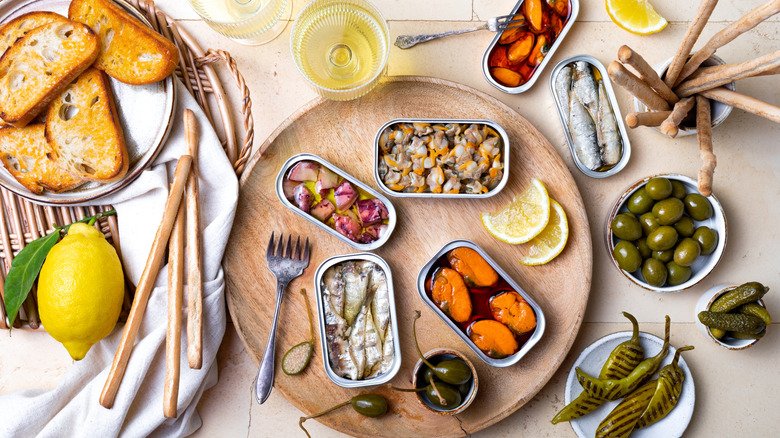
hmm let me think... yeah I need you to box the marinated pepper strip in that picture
[576,315,670,402]
[551,312,644,424]
[595,379,658,438]
[636,345,694,428]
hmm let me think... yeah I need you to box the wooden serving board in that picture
[224,77,592,437]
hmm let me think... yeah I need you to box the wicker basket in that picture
[0,0,253,329]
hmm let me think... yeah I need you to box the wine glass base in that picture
[231,0,292,45]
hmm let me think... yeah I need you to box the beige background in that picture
[2,0,779,437]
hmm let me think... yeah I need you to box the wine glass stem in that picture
[327,43,358,79]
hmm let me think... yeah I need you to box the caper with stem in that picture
[299,394,388,438]
[412,311,472,385]
[281,289,315,375]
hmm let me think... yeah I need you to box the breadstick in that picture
[676,50,780,97]
[625,111,672,128]
[689,64,780,80]
[608,61,671,111]
[665,0,720,87]
[184,110,203,370]
[164,199,185,418]
[696,96,715,196]
[660,97,696,137]
[618,45,679,104]
[100,156,192,409]
[699,87,780,123]
[677,0,780,84]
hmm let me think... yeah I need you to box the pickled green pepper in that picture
[577,315,670,402]
[551,312,645,424]
[636,345,694,428]
[595,379,658,438]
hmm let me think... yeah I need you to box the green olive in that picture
[611,213,642,241]
[634,238,652,259]
[639,212,660,235]
[425,382,463,409]
[671,180,687,199]
[642,258,668,287]
[652,249,674,263]
[673,237,701,267]
[614,240,642,272]
[647,226,679,251]
[684,193,713,221]
[645,177,672,200]
[652,198,685,225]
[351,394,389,417]
[693,226,719,255]
[627,188,654,215]
[666,261,692,286]
[673,217,696,237]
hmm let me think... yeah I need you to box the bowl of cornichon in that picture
[695,282,771,350]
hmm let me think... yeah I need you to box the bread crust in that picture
[69,0,179,85]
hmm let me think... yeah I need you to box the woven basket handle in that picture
[195,50,255,176]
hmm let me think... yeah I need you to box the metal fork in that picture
[255,232,310,404]
[394,14,527,49]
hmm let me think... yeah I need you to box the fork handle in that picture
[255,280,288,404]
[394,24,488,49]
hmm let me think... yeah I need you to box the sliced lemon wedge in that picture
[606,0,668,35]
[481,178,550,244]
[521,199,569,266]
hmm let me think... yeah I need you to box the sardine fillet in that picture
[555,66,573,122]
[597,79,622,166]
[568,91,602,171]
[369,266,390,344]
[342,261,370,326]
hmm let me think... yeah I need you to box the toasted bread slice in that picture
[0,12,70,57]
[45,68,128,183]
[0,124,84,194]
[69,0,179,85]
[0,20,100,127]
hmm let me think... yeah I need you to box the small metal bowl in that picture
[373,119,510,198]
[550,55,632,178]
[411,348,478,415]
[633,54,735,137]
[694,284,766,350]
[313,253,402,387]
[605,174,727,293]
[417,239,546,367]
[276,153,397,251]
[482,0,580,94]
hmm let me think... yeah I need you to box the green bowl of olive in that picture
[411,349,478,415]
[606,174,727,292]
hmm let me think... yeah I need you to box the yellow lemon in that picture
[481,178,550,244]
[38,223,124,360]
[521,199,569,266]
[606,0,668,35]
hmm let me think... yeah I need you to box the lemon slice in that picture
[521,199,569,266]
[606,0,668,35]
[481,178,550,244]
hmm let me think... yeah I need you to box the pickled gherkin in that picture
[697,311,765,335]
[710,282,769,313]
[739,302,772,326]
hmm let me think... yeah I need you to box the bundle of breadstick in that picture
[608,0,780,196]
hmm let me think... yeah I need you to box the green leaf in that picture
[4,231,60,329]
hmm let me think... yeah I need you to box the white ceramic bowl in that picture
[633,55,735,137]
[694,284,766,350]
[606,174,727,293]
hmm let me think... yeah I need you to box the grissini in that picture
[689,64,780,79]
[618,45,679,104]
[677,0,780,83]
[676,50,780,96]
[164,198,185,419]
[608,61,671,111]
[625,111,672,128]
[100,155,192,409]
[696,96,715,197]
[660,97,696,137]
[664,0,720,87]
[184,109,203,370]
[699,87,780,123]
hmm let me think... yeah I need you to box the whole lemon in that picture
[38,223,124,360]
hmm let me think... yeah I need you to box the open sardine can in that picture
[314,252,402,388]
[550,55,632,178]
[417,240,546,367]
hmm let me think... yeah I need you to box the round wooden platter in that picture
[224,76,592,437]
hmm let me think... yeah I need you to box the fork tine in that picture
[303,237,310,264]
[284,234,293,258]
[293,236,301,260]
[267,232,275,257]
[502,23,527,30]
[494,13,516,22]
[276,233,285,257]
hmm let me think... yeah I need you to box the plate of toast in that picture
[0,0,178,204]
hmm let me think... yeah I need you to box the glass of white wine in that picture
[291,0,390,101]
[188,0,291,45]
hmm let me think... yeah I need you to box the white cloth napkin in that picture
[0,80,239,437]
